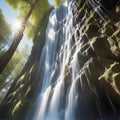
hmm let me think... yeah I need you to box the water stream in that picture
[34,2,69,120]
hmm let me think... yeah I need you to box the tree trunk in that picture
[0,0,38,74]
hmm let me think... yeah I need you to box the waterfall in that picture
[33,2,69,120]
[26,0,120,120]
[31,1,80,119]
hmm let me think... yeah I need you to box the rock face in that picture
[67,0,120,118]
[1,0,120,120]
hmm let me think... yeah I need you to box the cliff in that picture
[0,0,120,120]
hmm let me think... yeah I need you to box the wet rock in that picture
[115,73,120,92]
[99,0,119,10]
[1,0,120,119]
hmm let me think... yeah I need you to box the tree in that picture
[53,0,66,7]
[0,0,50,74]
[6,0,50,39]
[0,9,11,49]
[0,8,52,119]
[0,45,30,103]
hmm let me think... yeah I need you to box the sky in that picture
[0,0,54,50]
[48,0,54,5]
[0,0,34,50]
[0,0,17,24]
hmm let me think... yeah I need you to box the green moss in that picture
[12,100,22,116]
[12,91,17,96]
[104,68,113,82]
[99,62,120,83]
[19,84,24,90]
[29,65,34,74]
[16,74,25,86]
[24,85,32,97]
[77,0,81,4]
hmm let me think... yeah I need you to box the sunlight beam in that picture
[11,19,22,32]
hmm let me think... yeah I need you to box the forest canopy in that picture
[5,0,50,39]
[0,9,11,50]
[0,0,66,103]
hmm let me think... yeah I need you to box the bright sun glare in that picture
[12,19,22,31]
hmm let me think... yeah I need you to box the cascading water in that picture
[26,1,80,119]
[26,0,120,120]
[33,2,69,120]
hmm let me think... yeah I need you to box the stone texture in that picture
[1,0,120,119]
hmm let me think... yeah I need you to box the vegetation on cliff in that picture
[0,0,120,119]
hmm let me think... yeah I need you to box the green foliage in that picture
[5,0,50,39]
[5,0,27,10]
[0,45,30,102]
[53,0,66,7]
[0,9,11,49]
